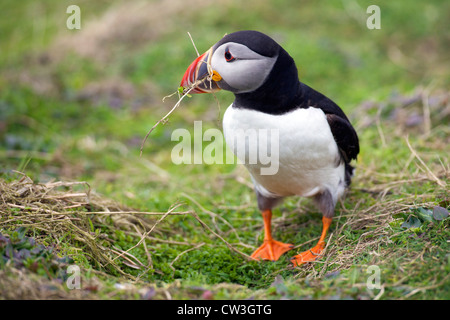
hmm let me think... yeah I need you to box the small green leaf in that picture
[432,206,449,221]
[87,217,95,232]
[178,86,191,97]
[414,207,433,222]
[401,215,421,229]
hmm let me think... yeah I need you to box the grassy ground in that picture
[0,0,449,300]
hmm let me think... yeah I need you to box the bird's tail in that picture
[345,163,355,187]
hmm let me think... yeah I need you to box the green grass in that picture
[0,0,449,300]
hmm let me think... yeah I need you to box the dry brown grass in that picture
[292,158,449,278]
[0,171,191,280]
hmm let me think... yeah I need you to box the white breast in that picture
[222,105,346,201]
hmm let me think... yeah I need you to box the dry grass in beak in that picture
[139,32,218,156]
[139,79,208,157]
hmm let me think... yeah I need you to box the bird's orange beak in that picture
[180,47,222,94]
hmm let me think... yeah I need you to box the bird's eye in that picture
[224,49,236,62]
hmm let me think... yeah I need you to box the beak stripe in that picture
[180,47,221,94]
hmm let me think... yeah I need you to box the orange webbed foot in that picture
[290,241,326,266]
[291,216,332,267]
[251,239,294,261]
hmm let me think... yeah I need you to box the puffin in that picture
[180,30,359,266]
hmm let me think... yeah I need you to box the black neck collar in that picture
[232,47,303,115]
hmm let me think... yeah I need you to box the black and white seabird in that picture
[180,30,359,266]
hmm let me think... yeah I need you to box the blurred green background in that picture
[0,0,448,299]
[1,0,448,181]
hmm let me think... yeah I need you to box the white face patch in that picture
[211,42,277,94]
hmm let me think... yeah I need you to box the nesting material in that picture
[139,81,205,157]
[0,171,189,279]
[139,32,220,156]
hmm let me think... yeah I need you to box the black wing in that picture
[325,113,359,163]
[297,83,360,163]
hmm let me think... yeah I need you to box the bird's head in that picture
[181,30,299,100]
